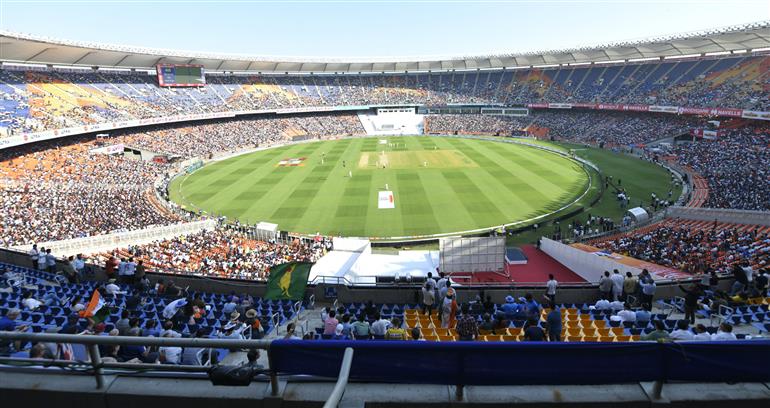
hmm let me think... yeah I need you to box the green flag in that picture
[264,262,313,301]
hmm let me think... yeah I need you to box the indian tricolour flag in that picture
[79,290,110,324]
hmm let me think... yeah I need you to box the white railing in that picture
[665,206,770,227]
[12,219,218,257]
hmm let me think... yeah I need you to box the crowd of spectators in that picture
[0,136,179,246]
[1,55,767,137]
[90,228,325,281]
[593,221,769,276]
[668,124,770,211]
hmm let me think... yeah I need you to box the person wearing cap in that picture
[501,295,519,320]
[244,309,264,339]
[332,323,348,340]
[219,321,247,340]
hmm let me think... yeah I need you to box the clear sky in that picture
[0,0,767,58]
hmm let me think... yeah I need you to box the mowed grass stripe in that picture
[396,171,440,235]
[173,136,587,237]
[440,170,507,228]
[451,139,549,211]
[284,139,363,234]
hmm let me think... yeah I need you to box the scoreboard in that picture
[156,64,205,87]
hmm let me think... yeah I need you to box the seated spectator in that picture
[283,322,301,340]
[635,309,651,324]
[712,323,737,341]
[370,312,391,336]
[351,313,371,339]
[692,324,712,341]
[119,328,159,363]
[479,313,494,332]
[159,332,182,364]
[161,321,182,338]
[616,303,637,323]
[142,320,161,337]
[641,320,670,342]
[116,310,131,335]
[21,291,42,311]
[323,310,339,336]
[411,327,424,341]
[29,343,54,359]
[670,320,695,341]
[244,349,263,369]
[523,318,545,341]
[384,318,407,340]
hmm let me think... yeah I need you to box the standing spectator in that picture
[599,271,613,300]
[62,256,79,283]
[623,272,638,302]
[456,304,479,341]
[73,254,86,278]
[37,247,47,271]
[730,264,749,295]
[679,284,702,324]
[545,274,558,307]
[420,281,435,315]
[546,305,562,342]
[611,270,624,301]
[640,278,656,311]
[45,248,57,273]
[441,287,457,329]
[28,244,39,269]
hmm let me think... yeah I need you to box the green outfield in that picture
[169,136,590,239]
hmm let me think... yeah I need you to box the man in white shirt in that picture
[159,332,182,364]
[616,303,636,323]
[609,300,624,311]
[105,280,124,295]
[436,272,448,291]
[22,292,42,311]
[594,298,611,310]
[37,247,48,271]
[370,312,392,336]
[124,258,137,284]
[610,270,625,301]
[28,245,39,269]
[45,249,56,273]
[670,320,695,341]
[546,274,558,307]
[692,324,712,341]
[711,323,738,341]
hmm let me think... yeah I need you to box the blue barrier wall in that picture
[270,340,770,385]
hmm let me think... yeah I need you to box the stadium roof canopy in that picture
[1,21,769,73]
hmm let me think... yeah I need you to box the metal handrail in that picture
[323,347,354,408]
[0,331,275,391]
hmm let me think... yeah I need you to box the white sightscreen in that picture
[439,237,505,273]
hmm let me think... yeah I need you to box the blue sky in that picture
[0,0,767,58]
